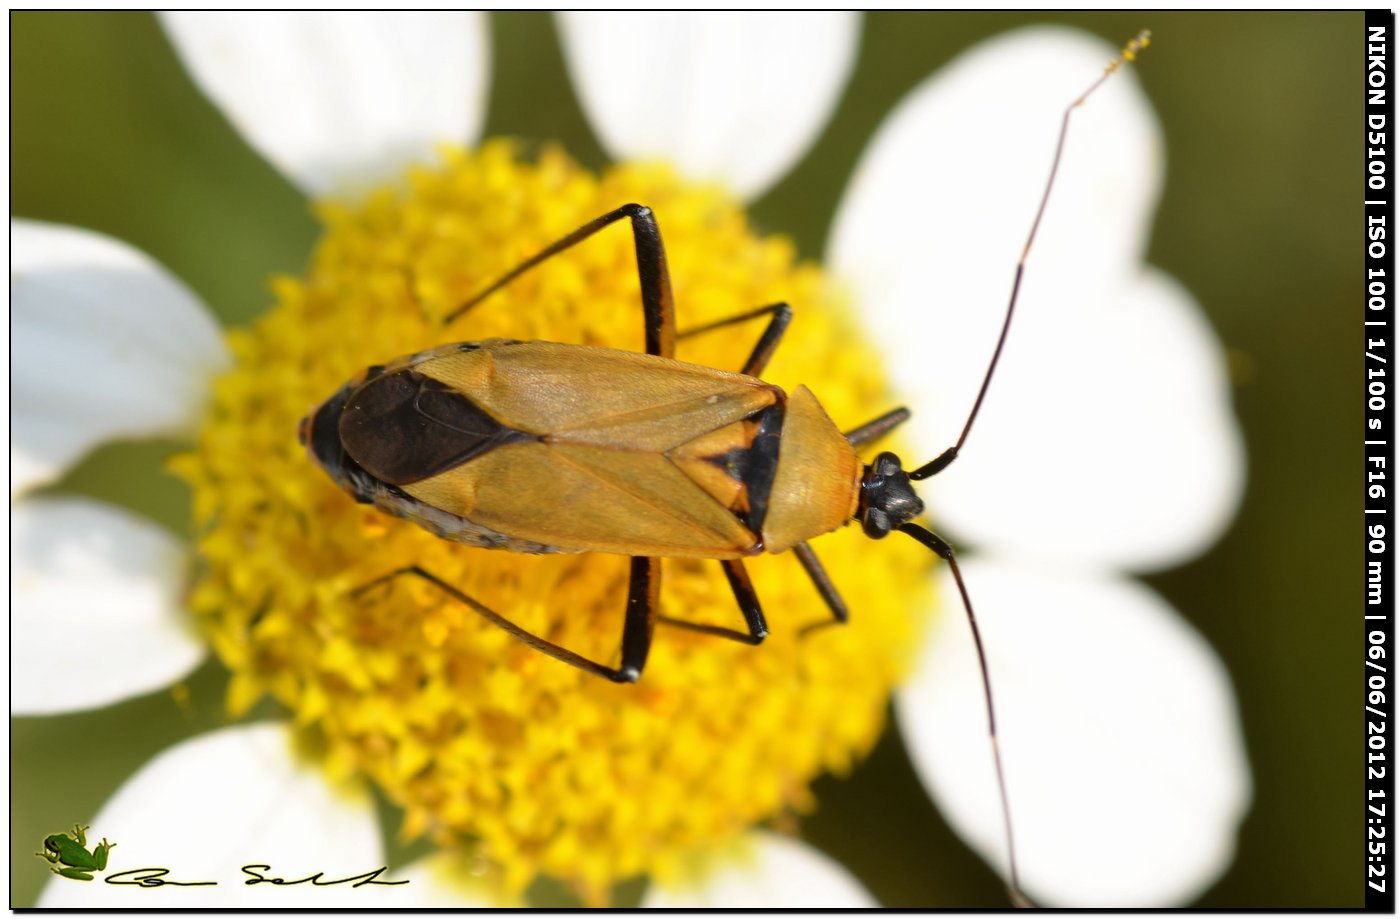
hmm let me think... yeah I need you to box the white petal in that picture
[37,723,399,907]
[11,220,228,499]
[830,27,1159,334]
[641,831,877,908]
[924,269,1245,571]
[896,558,1251,907]
[160,12,489,196]
[13,497,206,715]
[559,12,859,199]
[829,28,1242,570]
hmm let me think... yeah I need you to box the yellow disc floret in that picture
[176,142,930,903]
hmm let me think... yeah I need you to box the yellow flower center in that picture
[176,142,931,903]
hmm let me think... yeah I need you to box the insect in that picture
[300,32,1150,906]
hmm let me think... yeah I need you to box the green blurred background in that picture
[11,11,1360,907]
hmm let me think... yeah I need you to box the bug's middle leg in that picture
[658,558,768,645]
[352,558,658,683]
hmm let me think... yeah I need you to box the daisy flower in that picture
[15,12,1248,908]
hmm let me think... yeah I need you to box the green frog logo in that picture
[36,824,115,881]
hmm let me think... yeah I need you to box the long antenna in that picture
[898,522,1033,905]
[910,29,1151,484]
[903,31,1152,908]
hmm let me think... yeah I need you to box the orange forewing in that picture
[401,341,782,557]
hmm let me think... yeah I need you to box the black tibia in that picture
[352,558,659,683]
[792,542,849,635]
[677,302,793,377]
[659,558,768,646]
[844,407,910,448]
[444,203,677,359]
[618,556,660,681]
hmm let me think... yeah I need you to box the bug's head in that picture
[858,452,924,539]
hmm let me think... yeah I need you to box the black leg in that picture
[353,559,658,683]
[444,203,677,359]
[659,558,768,645]
[843,407,911,448]
[618,557,660,681]
[791,542,850,635]
[677,302,792,376]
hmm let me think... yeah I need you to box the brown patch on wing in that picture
[339,369,533,486]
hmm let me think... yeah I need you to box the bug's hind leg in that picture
[659,558,768,645]
[445,203,677,359]
[790,542,850,635]
[353,558,659,683]
[677,302,792,376]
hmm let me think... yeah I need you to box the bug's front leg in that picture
[843,407,911,448]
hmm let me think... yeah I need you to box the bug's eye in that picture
[297,414,312,447]
[862,508,892,539]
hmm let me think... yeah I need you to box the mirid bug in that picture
[299,32,1150,906]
